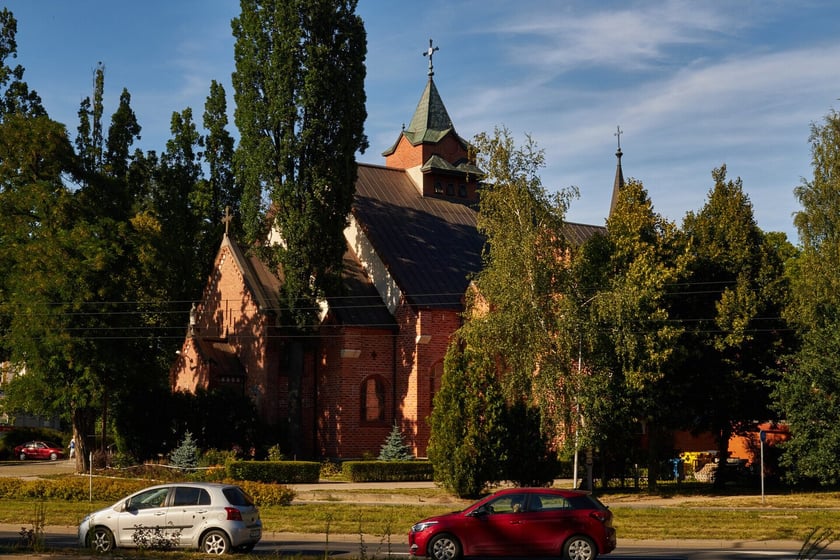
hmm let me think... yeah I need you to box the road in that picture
[0,524,837,559]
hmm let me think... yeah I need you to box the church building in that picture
[170,49,606,459]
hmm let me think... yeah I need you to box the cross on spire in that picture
[222,205,233,236]
[423,38,439,76]
[614,125,623,151]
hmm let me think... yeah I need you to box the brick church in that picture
[170,57,605,459]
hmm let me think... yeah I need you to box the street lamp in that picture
[573,294,598,490]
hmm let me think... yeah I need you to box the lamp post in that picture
[573,294,598,491]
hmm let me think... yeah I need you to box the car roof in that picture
[492,487,587,498]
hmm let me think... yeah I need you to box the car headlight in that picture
[411,521,439,533]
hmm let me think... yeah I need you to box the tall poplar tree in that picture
[232,0,368,323]
[232,0,367,456]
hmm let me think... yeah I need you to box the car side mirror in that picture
[468,505,490,517]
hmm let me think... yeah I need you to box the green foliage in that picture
[170,431,199,470]
[378,424,414,461]
[342,461,433,482]
[774,109,840,485]
[503,402,559,487]
[428,341,508,498]
[226,460,320,484]
[232,0,368,327]
[677,166,791,485]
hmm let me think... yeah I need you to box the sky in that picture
[6,0,840,244]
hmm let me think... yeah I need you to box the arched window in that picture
[361,375,387,423]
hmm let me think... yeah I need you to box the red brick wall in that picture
[393,302,462,457]
[316,322,396,458]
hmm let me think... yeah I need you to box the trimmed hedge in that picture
[226,460,320,484]
[342,460,434,482]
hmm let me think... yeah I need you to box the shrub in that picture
[342,460,433,482]
[238,481,296,506]
[226,460,320,484]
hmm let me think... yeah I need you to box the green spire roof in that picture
[404,77,453,145]
[383,77,467,156]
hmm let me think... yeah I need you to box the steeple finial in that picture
[423,38,439,77]
[609,126,625,218]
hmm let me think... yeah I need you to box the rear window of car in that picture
[222,486,255,507]
[568,495,608,510]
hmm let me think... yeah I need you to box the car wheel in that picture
[49,452,58,461]
[90,527,115,553]
[18,452,26,460]
[564,535,597,560]
[200,529,230,555]
[428,533,462,560]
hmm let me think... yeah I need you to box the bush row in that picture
[0,476,295,507]
[342,460,434,482]
[226,460,320,483]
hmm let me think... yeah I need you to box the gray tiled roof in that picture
[353,163,484,309]
[327,249,397,329]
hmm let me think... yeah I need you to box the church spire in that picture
[609,126,625,217]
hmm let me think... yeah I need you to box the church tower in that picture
[381,40,482,204]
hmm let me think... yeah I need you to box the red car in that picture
[13,441,65,461]
[409,487,616,560]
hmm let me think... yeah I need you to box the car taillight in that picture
[589,510,610,524]
[225,507,243,521]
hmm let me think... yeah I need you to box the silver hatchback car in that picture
[78,482,262,554]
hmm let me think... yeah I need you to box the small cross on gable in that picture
[222,206,233,236]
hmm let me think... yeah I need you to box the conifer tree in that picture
[170,431,199,470]
[378,424,413,461]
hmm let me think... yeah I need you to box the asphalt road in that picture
[0,525,836,560]
[0,523,836,559]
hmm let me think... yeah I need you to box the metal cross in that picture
[614,125,623,151]
[222,205,233,235]
[423,38,439,76]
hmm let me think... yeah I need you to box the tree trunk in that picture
[72,406,96,473]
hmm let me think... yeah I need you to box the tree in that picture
[467,127,579,439]
[232,0,368,317]
[773,109,840,485]
[580,178,690,489]
[678,166,791,486]
[201,80,238,238]
[428,340,508,498]
[231,0,367,457]
[0,9,44,120]
[378,424,413,461]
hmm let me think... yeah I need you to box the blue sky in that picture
[7,0,840,243]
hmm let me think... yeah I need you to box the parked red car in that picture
[13,441,65,461]
[409,487,615,560]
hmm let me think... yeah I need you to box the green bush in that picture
[342,460,434,482]
[238,480,296,506]
[226,460,320,484]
